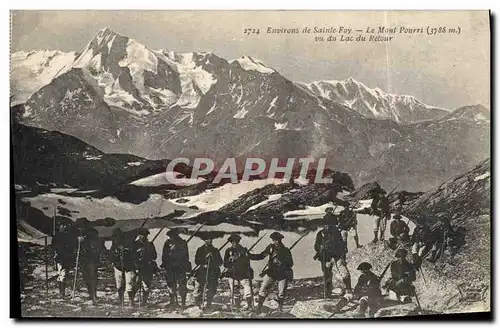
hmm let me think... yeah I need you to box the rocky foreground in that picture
[15,156,490,318]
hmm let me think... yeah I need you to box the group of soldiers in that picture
[52,218,296,313]
[49,189,458,317]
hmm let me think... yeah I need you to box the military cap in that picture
[395,248,408,258]
[270,232,284,241]
[137,228,150,236]
[166,228,180,237]
[228,233,241,243]
[357,262,372,271]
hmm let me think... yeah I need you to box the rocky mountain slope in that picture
[11,28,490,192]
[299,78,450,123]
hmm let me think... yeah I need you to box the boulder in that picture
[289,299,335,318]
[374,303,418,318]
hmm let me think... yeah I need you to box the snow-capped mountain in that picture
[439,104,490,123]
[11,28,490,191]
[299,78,451,123]
[11,50,77,105]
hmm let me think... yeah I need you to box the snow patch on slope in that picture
[233,56,275,74]
[11,50,77,105]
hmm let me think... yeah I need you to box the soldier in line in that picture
[386,213,410,250]
[249,232,294,313]
[411,221,431,265]
[383,248,417,303]
[337,206,361,251]
[52,222,76,298]
[314,214,352,298]
[371,191,391,243]
[132,228,157,305]
[73,218,105,305]
[222,233,254,310]
[161,228,191,309]
[427,216,457,263]
[331,262,382,318]
[193,233,223,309]
[109,228,137,307]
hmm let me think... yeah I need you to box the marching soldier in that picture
[314,215,352,298]
[338,207,361,251]
[331,262,381,318]
[193,233,223,309]
[411,221,431,266]
[109,228,137,307]
[383,248,417,303]
[249,232,294,313]
[161,228,191,309]
[387,213,410,250]
[371,191,391,243]
[133,228,157,305]
[427,215,457,263]
[397,192,406,211]
[222,233,254,310]
[52,222,76,298]
[73,218,104,305]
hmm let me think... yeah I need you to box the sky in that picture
[11,10,490,109]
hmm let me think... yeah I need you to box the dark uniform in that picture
[133,228,157,304]
[161,228,191,308]
[109,228,137,306]
[73,218,104,304]
[250,232,293,313]
[411,222,431,264]
[332,262,381,317]
[387,214,410,249]
[371,193,390,242]
[223,234,254,309]
[383,249,417,302]
[427,216,456,262]
[314,214,352,297]
[53,223,77,297]
[193,233,223,309]
[338,207,361,251]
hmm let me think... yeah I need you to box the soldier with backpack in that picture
[330,262,382,318]
[382,248,417,303]
[132,228,157,305]
[222,233,254,311]
[109,228,137,307]
[314,214,352,298]
[193,233,223,309]
[161,228,191,309]
[249,232,294,313]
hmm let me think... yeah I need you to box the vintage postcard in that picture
[10,10,491,319]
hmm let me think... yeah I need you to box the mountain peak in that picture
[232,56,275,74]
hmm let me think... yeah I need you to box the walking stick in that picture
[419,267,428,287]
[44,236,49,297]
[72,239,82,300]
[201,255,211,309]
[120,248,125,309]
[230,274,236,312]
[322,237,327,300]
